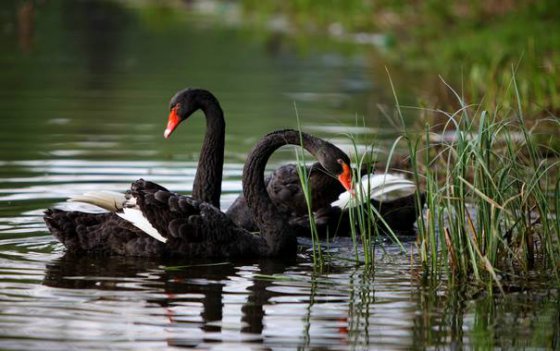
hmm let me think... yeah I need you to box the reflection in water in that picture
[62,1,126,90]
[0,232,556,349]
[17,1,35,53]
[37,250,560,349]
[42,254,298,348]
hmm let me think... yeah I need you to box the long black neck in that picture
[243,130,324,256]
[192,100,225,209]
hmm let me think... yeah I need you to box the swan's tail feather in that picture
[68,191,126,212]
[43,209,113,252]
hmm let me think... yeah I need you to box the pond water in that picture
[0,1,558,350]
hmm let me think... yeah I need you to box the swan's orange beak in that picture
[164,105,181,139]
[337,160,354,195]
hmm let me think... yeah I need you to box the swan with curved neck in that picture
[241,129,352,255]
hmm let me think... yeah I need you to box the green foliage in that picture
[294,110,323,266]
[391,73,560,283]
[241,0,560,114]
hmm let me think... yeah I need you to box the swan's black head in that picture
[312,138,353,193]
[164,88,219,138]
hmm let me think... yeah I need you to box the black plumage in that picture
[45,129,353,258]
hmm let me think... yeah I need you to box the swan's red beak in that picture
[337,160,354,195]
[164,105,181,139]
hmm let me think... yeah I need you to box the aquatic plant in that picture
[389,70,560,283]
[343,132,411,266]
[294,113,413,267]
[294,105,323,266]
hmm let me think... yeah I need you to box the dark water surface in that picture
[1,1,558,350]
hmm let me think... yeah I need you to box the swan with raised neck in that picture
[165,88,225,209]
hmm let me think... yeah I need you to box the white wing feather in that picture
[117,208,167,243]
[69,191,167,243]
[331,174,417,209]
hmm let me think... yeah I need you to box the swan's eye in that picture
[336,159,345,169]
[336,158,347,172]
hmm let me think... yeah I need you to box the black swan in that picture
[164,88,225,208]
[226,162,424,236]
[44,129,353,257]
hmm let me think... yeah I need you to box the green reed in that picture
[295,145,323,265]
[345,137,376,265]
[294,112,408,266]
[344,133,407,267]
[295,105,323,266]
[388,70,560,283]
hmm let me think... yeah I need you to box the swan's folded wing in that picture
[129,179,202,242]
[134,189,255,256]
[130,178,171,194]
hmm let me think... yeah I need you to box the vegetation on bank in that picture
[396,75,560,285]
[241,0,560,115]
[301,74,560,284]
